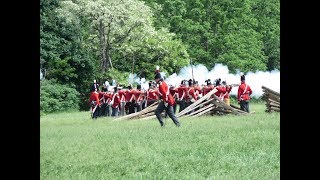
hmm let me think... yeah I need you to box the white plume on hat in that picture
[156,66,160,70]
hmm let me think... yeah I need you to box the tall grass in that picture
[40,103,279,179]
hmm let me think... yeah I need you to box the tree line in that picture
[40,0,279,113]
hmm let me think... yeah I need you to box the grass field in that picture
[40,103,280,179]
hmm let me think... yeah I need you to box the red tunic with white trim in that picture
[124,89,135,102]
[214,85,226,100]
[118,89,126,103]
[98,92,105,104]
[111,92,120,108]
[224,85,232,99]
[103,92,112,105]
[158,81,175,106]
[147,88,159,100]
[194,85,202,97]
[89,91,100,108]
[186,87,198,102]
[177,85,187,101]
[169,86,177,99]
[237,82,252,101]
[132,89,144,103]
[202,84,215,96]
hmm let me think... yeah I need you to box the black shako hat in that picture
[241,75,245,81]
[205,79,211,85]
[215,78,221,86]
[154,72,162,80]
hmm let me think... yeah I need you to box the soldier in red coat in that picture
[111,86,121,116]
[89,88,101,119]
[103,91,112,116]
[202,79,215,96]
[176,80,188,113]
[193,81,202,100]
[185,79,198,109]
[221,81,232,106]
[145,81,159,107]
[154,73,181,127]
[118,87,126,116]
[214,78,227,101]
[133,84,144,112]
[98,89,106,117]
[124,85,135,114]
[237,75,253,112]
[169,85,178,114]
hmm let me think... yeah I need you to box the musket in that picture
[228,83,240,87]
[144,90,149,108]
[91,104,98,117]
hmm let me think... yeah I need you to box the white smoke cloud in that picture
[128,73,139,85]
[127,64,280,97]
[128,74,149,91]
[165,63,280,98]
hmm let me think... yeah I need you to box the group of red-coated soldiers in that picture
[89,77,234,119]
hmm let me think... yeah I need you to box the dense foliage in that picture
[144,0,279,73]
[40,0,279,112]
[40,79,81,114]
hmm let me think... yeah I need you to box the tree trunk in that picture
[106,47,113,70]
[105,20,113,71]
[99,20,107,73]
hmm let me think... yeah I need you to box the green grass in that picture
[40,103,279,179]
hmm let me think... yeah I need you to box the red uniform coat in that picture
[194,85,202,97]
[132,89,144,103]
[118,89,126,103]
[169,86,177,99]
[98,92,105,103]
[124,89,135,102]
[147,88,159,100]
[158,80,175,106]
[237,82,252,101]
[110,92,120,108]
[186,87,198,102]
[89,91,100,110]
[202,84,215,96]
[214,85,226,100]
[177,85,187,101]
[103,92,112,105]
[223,85,232,99]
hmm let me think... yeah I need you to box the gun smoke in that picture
[128,63,279,98]
[165,63,280,98]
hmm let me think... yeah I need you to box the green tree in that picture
[112,27,189,80]
[41,0,98,110]
[142,0,279,72]
[57,0,189,81]
[57,0,156,74]
[251,0,280,71]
